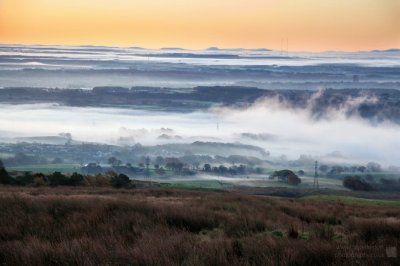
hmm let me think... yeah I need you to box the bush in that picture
[47,172,69,186]
[69,172,84,186]
[288,226,299,239]
[15,172,34,186]
[33,173,46,186]
[271,230,284,238]
[111,174,131,188]
[0,166,11,184]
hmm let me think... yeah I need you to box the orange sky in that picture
[1,0,399,51]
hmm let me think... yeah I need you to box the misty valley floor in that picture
[0,186,399,265]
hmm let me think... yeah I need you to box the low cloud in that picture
[0,93,399,166]
[212,90,400,165]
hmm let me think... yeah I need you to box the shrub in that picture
[33,173,46,186]
[111,174,131,188]
[15,172,34,186]
[69,172,84,186]
[0,166,12,184]
[47,172,69,186]
[271,230,284,238]
[288,226,299,239]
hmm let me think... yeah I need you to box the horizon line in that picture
[1,42,399,54]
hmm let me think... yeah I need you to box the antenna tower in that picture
[286,38,289,56]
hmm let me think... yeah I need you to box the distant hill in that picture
[370,49,400,53]
[1,86,400,124]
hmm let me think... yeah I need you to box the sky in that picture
[0,0,399,51]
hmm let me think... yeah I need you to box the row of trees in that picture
[203,164,247,175]
[0,170,85,187]
[107,156,256,176]
[107,154,263,171]
[0,170,132,189]
[343,175,400,191]
[320,162,382,175]
[0,160,132,188]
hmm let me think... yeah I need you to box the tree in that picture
[165,158,183,172]
[330,166,344,174]
[203,164,211,172]
[366,162,382,172]
[155,156,165,166]
[218,165,228,174]
[350,166,358,173]
[155,167,166,175]
[111,174,131,188]
[16,172,34,186]
[343,176,374,191]
[271,170,301,186]
[357,166,366,173]
[47,172,69,186]
[182,168,196,176]
[33,173,46,186]
[108,157,117,166]
[69,172,84,186]
[237,165,246,174]
[0,161,11,184]
[319,165,329,173]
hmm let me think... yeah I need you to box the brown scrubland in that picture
[0,186,399,265]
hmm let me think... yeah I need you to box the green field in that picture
[7,164,81,174]
[299,176,346,190]
[161,179,229,190]
[231,176,345,190]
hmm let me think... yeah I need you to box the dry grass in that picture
[0,186,399,265]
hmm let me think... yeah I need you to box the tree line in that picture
[0,160,133,188]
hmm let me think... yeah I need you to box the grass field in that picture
[0,186,399,265]
[303,195,400,207]
[161,179,228,190]
[7,164,81,174]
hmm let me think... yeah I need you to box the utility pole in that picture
[145,156,150,181]
[313,160,319,190]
